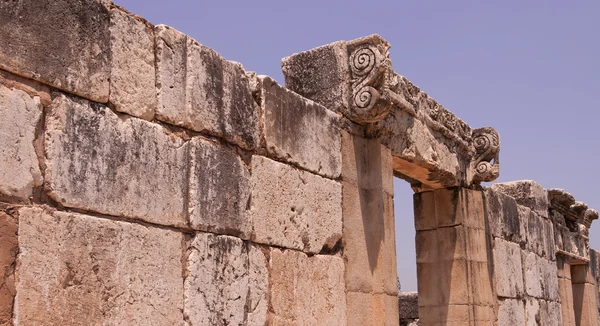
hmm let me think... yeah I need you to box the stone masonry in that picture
[0,1,598,326]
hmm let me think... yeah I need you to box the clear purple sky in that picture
[116,0,600,291]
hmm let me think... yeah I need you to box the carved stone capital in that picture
[345,35,393,123]
[470,127,500,183]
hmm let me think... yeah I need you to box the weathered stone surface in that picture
[0,0,110,102]
[250,156,342,253]
[398,292,419,319]
[414,187,486,231]
[0,209,17,326]
[258,76,341,179]
[188,137,251,238]
[0,85,43,202]
[341,131,392,193]
[44,94,188,227]
[15,207,184,325]
[185,233,249,326]
[498,299,526,326]
[281,41,349,116]
[523,251,559,300]
[540,300,562,326]
[109,7,156,120]
[485,188,525,243]
[247,245,268,326]
[493,238,524,298]
[572,283,600,326]
[155,25,258,150]
[522,206,555,260]
[269,248,345,325]
[492,180,549,218]
[343,182,398,295]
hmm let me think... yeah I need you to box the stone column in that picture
[414,187,495,325]
[557,255,577,326]
[341,130,399,326]
[571,264,600,326]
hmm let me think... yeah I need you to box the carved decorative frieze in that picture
[346,36,393,123]
[470,127,500,183]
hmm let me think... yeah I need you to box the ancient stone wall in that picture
[0,2,351,325]
[1,1,599,326]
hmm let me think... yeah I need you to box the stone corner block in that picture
[155,25,258,150]
[250,156,342,254]
[492,180,549,218]
[0,84,43,202]
[0,0,111,102]
[109,6,156,120]
[15,206,184,325]
[44,94,188,227]
[281,41,349,115]
[257,75,341,179]
[188,137,251,239]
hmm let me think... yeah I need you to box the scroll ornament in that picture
[471,127,500,183]
[347,43,392,123]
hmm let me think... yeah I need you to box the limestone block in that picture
[269,248,346,325]
[185,233,249,326]
[498,299,526,326]
[341,131,392,192]
[492,180,549,218]
[247,245,268,326]
[0,85,43,202]
[0,0,110,102]
[155,25,187,125]
[522,206,555,259]
[525,298,540,326]
[155,25,258,150]
[44,94,188,227]
[573,283,600,325]
[281,41,349,115]
[188,137,251,238]
[539,300,562,326]
[493,238,524,298]
[343,183,397,295]
[543,259,560,301]
[15,207,184,325]
[398,292,419,320]
[485,188,525,243]
[523,251,543,298]
[558,277,576,326]
[250,156,342,253]
[346,292,375,326]
[258,76,341,179]
[0,209,17,325]
[109,7,156,120]
[415,187,486,231]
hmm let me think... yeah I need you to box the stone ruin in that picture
[0,1,598,325]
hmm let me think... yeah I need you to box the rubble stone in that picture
[0,85,43,202]
[44,94,188,227]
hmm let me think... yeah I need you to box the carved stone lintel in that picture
[346,36,393,123]
[470,127,500,183]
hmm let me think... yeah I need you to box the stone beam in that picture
[281,35,500,189]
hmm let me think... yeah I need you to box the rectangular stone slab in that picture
[0,0,111,102]
[14,207,185,325]
[250,155,342,254]
[44,94,188,227]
